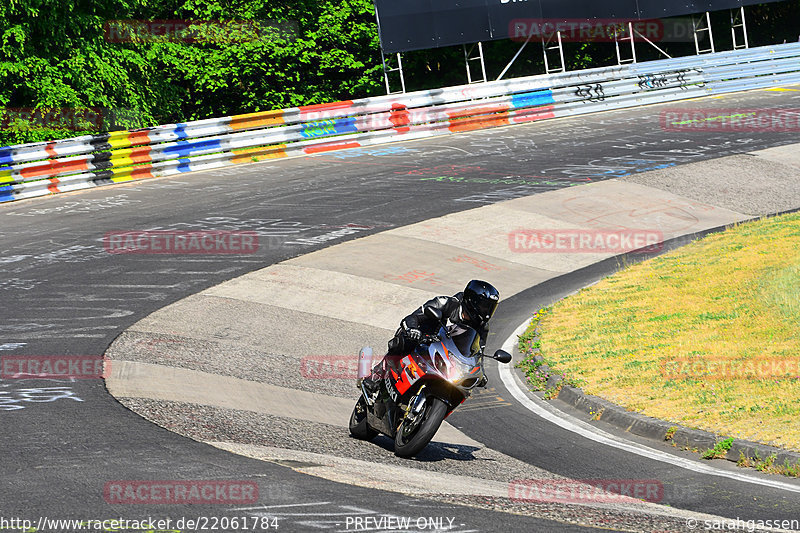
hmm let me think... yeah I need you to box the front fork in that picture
[398,384,427,433]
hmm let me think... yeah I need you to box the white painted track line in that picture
[499,319,800,494]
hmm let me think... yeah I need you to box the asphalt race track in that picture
[2,87,800,532]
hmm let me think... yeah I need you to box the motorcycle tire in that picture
[394,396,448,457]
[349,396,378,440]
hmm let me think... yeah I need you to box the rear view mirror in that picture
[492,349,512,364]
[424,306,443,324]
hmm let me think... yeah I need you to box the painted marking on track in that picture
[0,343,26,351]
[498,320,800,494]
[0,279,41,290]
[459,387,512,412]
[125,268,240,275]
[245,509,370,517]
[233,501,332,511]
[458,402,511,413]
[0,385,84,411]
[421,145,471,155]
[76,284,186,289]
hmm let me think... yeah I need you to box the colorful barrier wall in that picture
[2,42,799,203]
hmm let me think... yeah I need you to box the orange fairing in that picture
[395,356,424,395]
[406,356,424,378]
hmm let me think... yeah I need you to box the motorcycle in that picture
[349,306,512,457]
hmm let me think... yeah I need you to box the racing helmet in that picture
[458,280,500,329]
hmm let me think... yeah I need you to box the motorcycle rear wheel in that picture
[394,396,448,457]
[349,396,378,440]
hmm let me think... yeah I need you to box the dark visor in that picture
[475,297,498,320]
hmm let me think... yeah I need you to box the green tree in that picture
[0,0,382,145]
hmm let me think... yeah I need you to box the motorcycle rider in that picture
[361,280,500,394]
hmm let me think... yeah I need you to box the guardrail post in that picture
[693,12,716,54]
[381,50,406,95]
[542,31,565,74]
[463,42,488,84]
[731,6,749,50]
[614,22,637,65]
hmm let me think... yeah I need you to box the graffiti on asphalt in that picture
[0,379,84,411]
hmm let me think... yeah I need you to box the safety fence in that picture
[2,42,799,203]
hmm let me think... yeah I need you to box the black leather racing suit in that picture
[364,292,489,387]
[391,292,488,354]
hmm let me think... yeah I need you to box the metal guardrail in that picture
[2,42,799,203]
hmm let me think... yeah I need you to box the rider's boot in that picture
[358,361,384,399]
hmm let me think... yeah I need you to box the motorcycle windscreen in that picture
[441,326,481,362]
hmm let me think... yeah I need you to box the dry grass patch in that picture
[518,212,800,451]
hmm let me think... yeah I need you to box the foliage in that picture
[701,437,734,459]
[0,0,382,145]
[1,0,798,145]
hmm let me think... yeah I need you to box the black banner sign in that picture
[374,0,787,53]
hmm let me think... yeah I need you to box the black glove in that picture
[405,328,422,341]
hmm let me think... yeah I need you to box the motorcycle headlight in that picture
[448,358,478,384]
[433,352,448,376]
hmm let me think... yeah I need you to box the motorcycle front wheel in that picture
[394,395,448,457]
